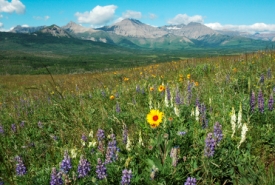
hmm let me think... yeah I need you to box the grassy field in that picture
[0,50,275,184]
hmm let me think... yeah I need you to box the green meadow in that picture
[0,50,275,184]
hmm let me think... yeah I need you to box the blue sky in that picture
[0,0,275,33]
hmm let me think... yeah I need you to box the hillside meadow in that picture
[0,50,275,184]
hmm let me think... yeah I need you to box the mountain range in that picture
[4,18,275,50]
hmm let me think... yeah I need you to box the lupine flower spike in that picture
[231,107,236,138]
[60,150,72,174]
[121,169,132,185]
[77,156,91,178]
[204,133,216,157]
[50,168,63,185]
[184,177,197,185]
[15,156,27,176]
[96,158,107,180]
[238,123,248,149]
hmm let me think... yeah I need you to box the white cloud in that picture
[168,14,204,25]
[205,22,275,33]
[149,13,157,20]
[0,0,25,14]
[122,10,142,19]
[75,5,117,26]
[21,24,28,27]
[33,15,50,21]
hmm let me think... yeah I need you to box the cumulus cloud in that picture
[205,22,275,33]
[168,14,204,25]
[114,10,142,23]
[21,24,29,27]
[75,5,117,26]
[0,0,25,14]
[33,15,50,21]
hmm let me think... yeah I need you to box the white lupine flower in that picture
[138,130,144,146]
[195,106,200,121]
[81,140,86,146]
[231,107,236,138]
[170,91,174,108]
[164,91,169,107]
[70,148,78,158]
[149,95,153,109]
[209,98,212,106]
[237,103,242,129]
[174,106,180,117]
[88,130,93,138]
[126,136,131,151]
[88,140,97,148]
[238,123,248,149]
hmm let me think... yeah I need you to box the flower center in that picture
[153,115,159,121]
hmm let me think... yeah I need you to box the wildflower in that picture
[70,148,77,158]
[148,95,153,109]
[60,150,72,174]
[77,156,91,178]
[175,88,182,105]
[204,133,216,157]
[81,134,87,142]
[164,92,169,107]
[11,124,16,133]
[116,102,121,113]
[268,94,274,111]
[184,177,197,185]
[258,90,264,113]
[250,91,256,112]
[146,109,164,129]
[50,168,63,185]
[237,103,242,128]
[105,134,119,164]
[122,126,128,144]
[187,74,191,79]
[213,122,223,143]
[15,156,27,176]
[138,130,144,146]
[177,131,187,136]
[126,136,131,151]
[231,107,236,138]
[110,95,115,100]
[101,90,106,97]
[121,169,132,185]
[0,124,4,135]
[158,85,165,92]
[170,147,178,167]
[187,82,192,104]
[174,106,180,117]
[149,87,154,92]
[88,130,93,138]
[150,165,159,180]
[38,121,43,128]
[97,129,105,141]
[259,74,264,84]
[96,158,107,180]
[123,77,129,81]
[195,106,199,121]
[195,82,199,87]
[233,68,237,73]
[20,121,25,128]
[237,123,248,149]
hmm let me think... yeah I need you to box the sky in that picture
[0,0,275,33]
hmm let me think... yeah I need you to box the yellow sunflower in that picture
[146,109,164,128]
[158,85,165,92]
[149,87,154,92]
[187,74,191,79]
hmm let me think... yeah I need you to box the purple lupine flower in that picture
[81,134,87,142]
[204,133,216,157]
[175,87,183,105]
[195,97,200,108]
[250,91,256,112]
[121,169,132,185]
[96,158,107,180]
[105,134,118,164]
[15,156,27,176]
[38,121,43,128]
[213,122,223,143]
[166,85,171,101]
[101,90,106,97]
[60,150,72,174]
[50,167,63,185]
[184,177,197,185]
[0,125,4,135]
[187,82,193,105]
[268,94,274,111]
[0,180,4,185]
[77,156,91,178]
[267,68,272,79]
[122,126,128,144]
[258,90,264,113]
[97,129,105,152]
[177,131,186,136]
[116,102,121,113]
[11,124,16,133]
[259,74,264,84]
